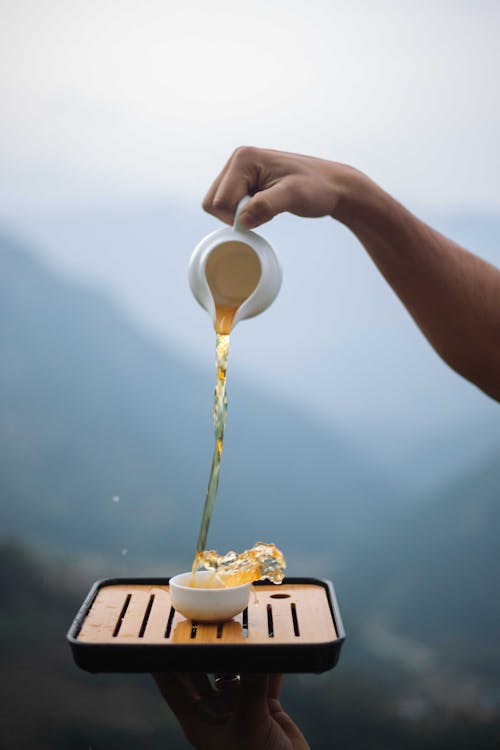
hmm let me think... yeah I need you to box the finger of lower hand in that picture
[267,673,283,700]
[237,673,270,720]
[152,672,204,723]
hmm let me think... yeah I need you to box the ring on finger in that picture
[214,673,241,689]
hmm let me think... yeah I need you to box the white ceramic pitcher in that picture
[188,196,282,331]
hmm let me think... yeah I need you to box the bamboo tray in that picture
[67,577,345,674]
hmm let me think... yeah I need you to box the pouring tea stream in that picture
[187,197,284,586]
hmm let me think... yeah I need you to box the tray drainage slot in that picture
[190,621,198,639]
[242,608,249,639]
[266,604,274,638]
[216,623,224,639]
[291,602,300,636]
[112,593,131,637]
[165,607,175,638]
[138,594,155,638]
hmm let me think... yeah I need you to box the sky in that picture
[1,0,500,216]
[1,0,499,480]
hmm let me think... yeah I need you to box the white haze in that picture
[1,0,499,484]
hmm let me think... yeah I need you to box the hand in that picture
[153,672,310,750]
[203,146,360,229]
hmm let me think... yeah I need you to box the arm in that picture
[203,147,500,401]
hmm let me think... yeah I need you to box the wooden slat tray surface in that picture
[67,577,345,674]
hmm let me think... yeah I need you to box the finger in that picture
[266,675,308,745]
[238,673,270,720]
[208,179,249,226]
[205,146,262,225]
[189,672,214,698]
[202,154,235,218]
[211,673,241,716]
[267,674,285,723]
[268,673,283,700]
[271,706,310,745]
[237,180,295,229]
[152,672,203,723]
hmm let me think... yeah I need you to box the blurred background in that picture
[1,1,499,747]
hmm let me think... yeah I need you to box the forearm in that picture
[334,169,500,401]
[203,147,500,400]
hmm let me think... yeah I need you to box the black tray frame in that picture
[67,576,345,674]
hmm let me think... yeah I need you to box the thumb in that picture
[238,673,270,720]
[238,181,294,229]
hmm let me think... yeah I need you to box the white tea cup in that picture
[169,571,251,623]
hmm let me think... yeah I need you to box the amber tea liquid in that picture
[191,306,237,578]
[191,242,262,584]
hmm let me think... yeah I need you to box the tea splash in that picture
[194,542,286,587]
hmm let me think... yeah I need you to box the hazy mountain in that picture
[17,203,500,494]
[1,230,498,747]
[0,232,397,573]
[342,451,500,716]
[0,540,179,750]
[2,230,497,660]
[1,539,497,750]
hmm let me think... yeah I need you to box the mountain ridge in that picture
[0,232,397,573]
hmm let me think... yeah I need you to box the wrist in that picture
[331,163,425,264]
[331,165,387,229]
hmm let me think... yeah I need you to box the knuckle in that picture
[232,145,258,163]
[284,179,302,203]
[249,194,271,220]
[201,194,212,212]
[212,195,230,212]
